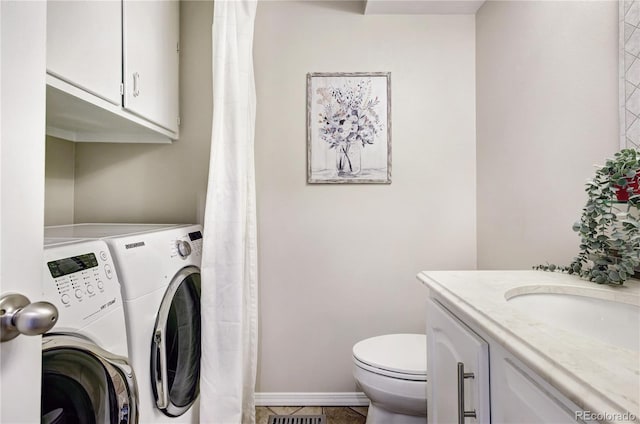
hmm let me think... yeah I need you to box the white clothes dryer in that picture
[42,238,138,424]
[45,224,203,424]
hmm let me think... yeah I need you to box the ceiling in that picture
[363,0,486,15]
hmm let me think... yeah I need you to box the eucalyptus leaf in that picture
[534,148,639,285]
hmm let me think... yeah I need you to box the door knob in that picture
[0,293,58,342]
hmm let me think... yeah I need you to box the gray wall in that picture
[45,136,75,225]
[476,1,619,269]
[253,1,477,392]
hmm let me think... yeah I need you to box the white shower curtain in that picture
[200,0,258,423]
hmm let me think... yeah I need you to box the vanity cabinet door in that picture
[47,0,122,105]
[427,297,490,424]
[491,344,585,424]
[123,0,180,133]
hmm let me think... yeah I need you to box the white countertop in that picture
[417,270,640,424]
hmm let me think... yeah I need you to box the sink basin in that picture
[505,286,640,352]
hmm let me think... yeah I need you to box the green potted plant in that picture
[535,148,640,285]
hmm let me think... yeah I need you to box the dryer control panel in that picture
[43,239,123,328]
[171,229,203,260]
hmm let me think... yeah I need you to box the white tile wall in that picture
[622,0,640,149]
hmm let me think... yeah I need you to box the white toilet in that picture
[352,334,427,424]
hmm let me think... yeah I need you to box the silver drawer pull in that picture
[457,362,477,423]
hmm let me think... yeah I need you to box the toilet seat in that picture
[352,334,427,382]
[353,357,427,381]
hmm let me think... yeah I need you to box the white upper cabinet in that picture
[123,0,180,133]
[47,1,122,106]
[46,0,179,143]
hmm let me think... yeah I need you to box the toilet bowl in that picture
[352,334,427,424]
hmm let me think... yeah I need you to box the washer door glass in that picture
[151,266,201,417]
[42,348,116,424]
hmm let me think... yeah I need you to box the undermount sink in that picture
[505,285,640,352]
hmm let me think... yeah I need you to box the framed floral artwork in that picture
[307,72,391,184]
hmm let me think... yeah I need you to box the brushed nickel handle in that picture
[457,362,477,424]
[0,293,58,342]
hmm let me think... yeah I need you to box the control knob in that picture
[176,240,192,258]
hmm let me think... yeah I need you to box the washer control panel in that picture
[43,240,122,326]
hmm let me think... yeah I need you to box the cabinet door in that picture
[427,298,490,424]
[47,0,122,105]
[123,0,179,133]
[491,344,585,424]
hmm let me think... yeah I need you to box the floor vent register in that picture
[267,415,326,424]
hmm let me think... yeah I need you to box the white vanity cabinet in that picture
[421,271,639,423]
[426,297,490,424]
[426,295,586,424]
[490,343,585,424]
[46,0,179,143]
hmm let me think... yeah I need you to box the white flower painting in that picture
[307,72,391,184]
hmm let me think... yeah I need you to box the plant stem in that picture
[341,145,353,172]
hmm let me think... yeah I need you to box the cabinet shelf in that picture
[46,75,175,143]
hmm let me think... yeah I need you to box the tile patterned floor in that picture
[256,406,368,424]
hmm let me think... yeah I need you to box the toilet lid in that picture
[352,334,427,377]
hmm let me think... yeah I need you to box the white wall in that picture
[253,1,477,392]
[45,136,75,225]
[71,0,213,225]
[476,1,619,269]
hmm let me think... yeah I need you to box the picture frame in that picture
[307,72,391,184]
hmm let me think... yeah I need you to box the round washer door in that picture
[151,266,201,417]
[41,334,138,424]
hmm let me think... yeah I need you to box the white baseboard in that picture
[255,392,370,407]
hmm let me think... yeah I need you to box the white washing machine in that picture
[45,224,203,424]
[42,238,138,424]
